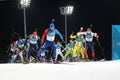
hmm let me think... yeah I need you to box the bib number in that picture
[47,35,55,41]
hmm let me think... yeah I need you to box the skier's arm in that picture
[70,34,76,39]
[66,44,69,48]
[55,29,64,41]
[27,34,31,39]
[64,44,69,50]
[79,32,86,35]
[93,32,99,38]
[81,36,86,43]
[41,29,48,43]
[37,35,40,40]
[10,47,14,52]
[60,44,64,49]
[21,39,26,44]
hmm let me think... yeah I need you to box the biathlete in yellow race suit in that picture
[70,32,88,60]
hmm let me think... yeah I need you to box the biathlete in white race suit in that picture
[10,41,19,63]
[37,22,64,63]
[26,31,40,62]
[17,38,26,62]
[55,40,64,61]
[79,27,99,60]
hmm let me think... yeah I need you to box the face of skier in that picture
[33,31,37,37]
[57,41,60,45]
[69,39,73,43]
[50,27,54,30]
[10,43,13,46]
[13,41,17,46]
[87,28,92,33]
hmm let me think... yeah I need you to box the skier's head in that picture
[49,23,55,30]
[87,28,92,33]
[10,43,13,46]
[13,41,17,45]
[77,32,81,37]
[56,40,60,45]
[69,39,73,43]
[33,31,37,37]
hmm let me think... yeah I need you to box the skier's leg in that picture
[55,52,58,60]
[80,45,85,59]
[37,41,49,57]
[84,42,89,57]
[19,51,24,62]
[27,44,33,61]
[73,46,77,58]
[51,42,56,59]
[62,50,72,60]
[90,42,95,58]
[59,52,64,59]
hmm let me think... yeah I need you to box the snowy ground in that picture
[0,60,120,80]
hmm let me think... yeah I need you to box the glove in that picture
[96,35,99,39]
[94,33,99,38]
[71,31,74,34]
[61,39,65,43]
[62,50,64,52]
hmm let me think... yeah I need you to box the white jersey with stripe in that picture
[79,32,95,42]
[30,35,39,44]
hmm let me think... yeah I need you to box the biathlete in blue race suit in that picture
[37,22,64,63]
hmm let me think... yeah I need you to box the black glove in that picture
[61,39,65,43]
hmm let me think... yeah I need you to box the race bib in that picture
[68,48,73,50]
[18,44,24,48]
[86,33,93,42]
[76,41,82,46]
[56,49,61,52]
[86,38,93,42]
[46,35,55,41]
[30,40,37,44]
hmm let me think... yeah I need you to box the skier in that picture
[62,39,75,61]
[55,40,64,62]
[79,27,99,60]
[70,28,89,61]
[17,37,26,63]
[26,31,40,62]
[37,22,64,63]
[70,32,86,61]
[9,41,20,63]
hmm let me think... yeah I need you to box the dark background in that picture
[0,0,120,63]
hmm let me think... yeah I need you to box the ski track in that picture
[0,60,120,80]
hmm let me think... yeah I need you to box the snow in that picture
[0,60,120,80]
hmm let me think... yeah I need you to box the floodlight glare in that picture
[60,6,74,15]
[20,0,31,8]
[66,6,73,14]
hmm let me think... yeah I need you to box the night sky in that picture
[0,0,120,62]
